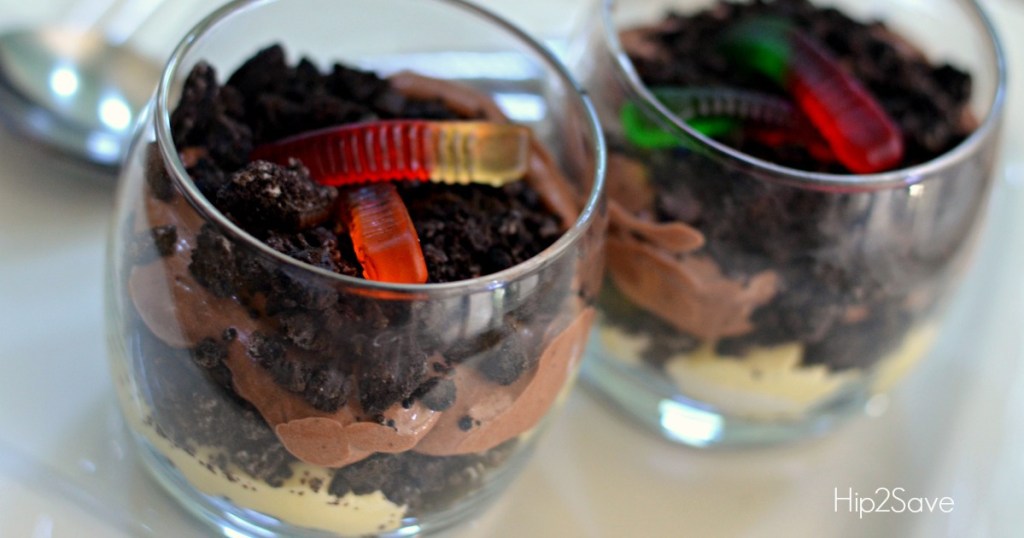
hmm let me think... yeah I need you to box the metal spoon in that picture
[0,0,165,170]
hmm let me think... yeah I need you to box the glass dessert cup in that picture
[104,0,606,536]
[570,0,1005,447]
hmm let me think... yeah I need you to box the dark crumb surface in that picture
[627,0,972,172]
[216,160,337,233]
[399,180,562,283]
[169,43,561,284]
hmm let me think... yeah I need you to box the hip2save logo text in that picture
[834,488,954,518]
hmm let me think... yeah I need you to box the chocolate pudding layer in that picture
[111,44,597,533]
[582,0,993,421]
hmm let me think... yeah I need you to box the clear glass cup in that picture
[104,0,605,535]
[569,0,1005,447]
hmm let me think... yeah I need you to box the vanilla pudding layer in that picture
[597,321,937,419]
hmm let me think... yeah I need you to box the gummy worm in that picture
[251,120,530,187]
[621,86,831,159]
[339,182,428,284]
[718,16,904,173]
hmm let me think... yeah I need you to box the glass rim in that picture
[600,0,1007,191]
[154,0,606,298]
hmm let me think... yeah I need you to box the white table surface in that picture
[1,0,1022,536]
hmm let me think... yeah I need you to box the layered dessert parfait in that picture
[574,0,1003,439]
[107,40,601,536]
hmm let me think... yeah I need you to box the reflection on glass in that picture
[48,65,79,98]
[659,399,723,446]
[98,95,132,131]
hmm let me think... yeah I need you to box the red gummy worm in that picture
[250,120,529,186]
[785,28,904,173]
[252,121,433,186]
[720,18,904,173]
[339,182,428,284]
